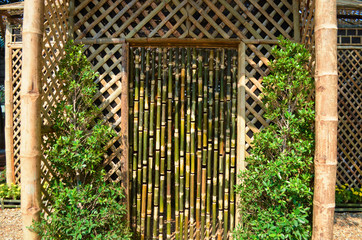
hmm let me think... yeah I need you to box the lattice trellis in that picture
[11,47,22,184]
[244,43,272,155]
[336,48,362,189]
[74,0,296,41]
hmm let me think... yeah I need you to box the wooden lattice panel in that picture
[84,43,128,183]
[244,43,272,155]
[74,0,295,41]
[336,48,362,188]
[11,47,22,184]
[40,0,70,211]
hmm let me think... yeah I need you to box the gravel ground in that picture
[0,209,361,239]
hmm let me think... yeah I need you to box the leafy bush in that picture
[235,37,314,240]
[31,42,131,240]
[336,184,362,204]
[0,183,20,200]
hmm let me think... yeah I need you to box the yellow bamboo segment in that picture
[21,0,44,239]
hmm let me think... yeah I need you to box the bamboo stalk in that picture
[229,52,237,233]
[129,49,137,231]
[166,49,173,239]
[185,48,192,239]
[5,23,15,186]
[133,49,140,231]
[195,49,203,240]
[21,0,44,238]
[189,48,197,239]
[137,49,145,234]
[146,49,155,238]
[218,49,226,240]
[180,48,186,240]
[223,50,232,239]
[153,49,162,239]
[159,48,168,239]
[313,0,338,239]
[174,48,181,240]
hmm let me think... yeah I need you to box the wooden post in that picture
[4,22,15,185]
[235,42,246,226]
[68,0,75,40]
[293,0,301,42]
[21,0,44,239]
[313,0,338,239]
[121,43,130,224]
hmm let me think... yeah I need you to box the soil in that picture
[0,209,361,239]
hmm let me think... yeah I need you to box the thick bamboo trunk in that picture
[313,0,338,239]
[5,22,15,186]
[21,0,44,239]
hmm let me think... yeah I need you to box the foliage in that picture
[31,42,131,240]
[0,85,5,103]
[0,170,5,184]
[336,184,362,204]
[235,37,314,240]
[0,183,20,200]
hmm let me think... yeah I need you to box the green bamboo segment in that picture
[195,49,203,240]
[160,48,168,240]
[230,52,237,233]
[223,50,232,239]
[179,48,186,240]
[153,49,162,240]
[146,49,155,238]
[174,48,180,240]
[185,48,192,239]
[166,49,173,239]
[218,49,226,239]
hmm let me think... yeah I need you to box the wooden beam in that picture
[293,0,301,42]
[313,0,338,239]
[21,0,44,239]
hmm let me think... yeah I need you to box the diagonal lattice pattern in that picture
[244,43,272,155]
[74,0,295,40]
[11,48,22,184]
[336,48,362,189]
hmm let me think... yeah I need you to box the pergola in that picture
[0,0,353,239]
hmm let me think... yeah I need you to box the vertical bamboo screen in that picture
[336,47,362,189]
[128,47,238,239]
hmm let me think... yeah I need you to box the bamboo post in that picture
[313,0,338,239]
[5,22,15,186]
[236,42,246,226]
[21,0,44,239]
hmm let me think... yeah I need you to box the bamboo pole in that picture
[21,0,44,239]
[313,0,338,239]
[185,48,191,239]
[180,48,186,240]
[5,22,15,186]
[153,49,162,239]
[236,43,246,227]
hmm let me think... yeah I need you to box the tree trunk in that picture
[313,0,338,239]
[21,0,44,239]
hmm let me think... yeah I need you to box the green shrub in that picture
[31,42,131,240]
[234,37,314,240]
[0,183,20,200]
[336,184,362,204]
